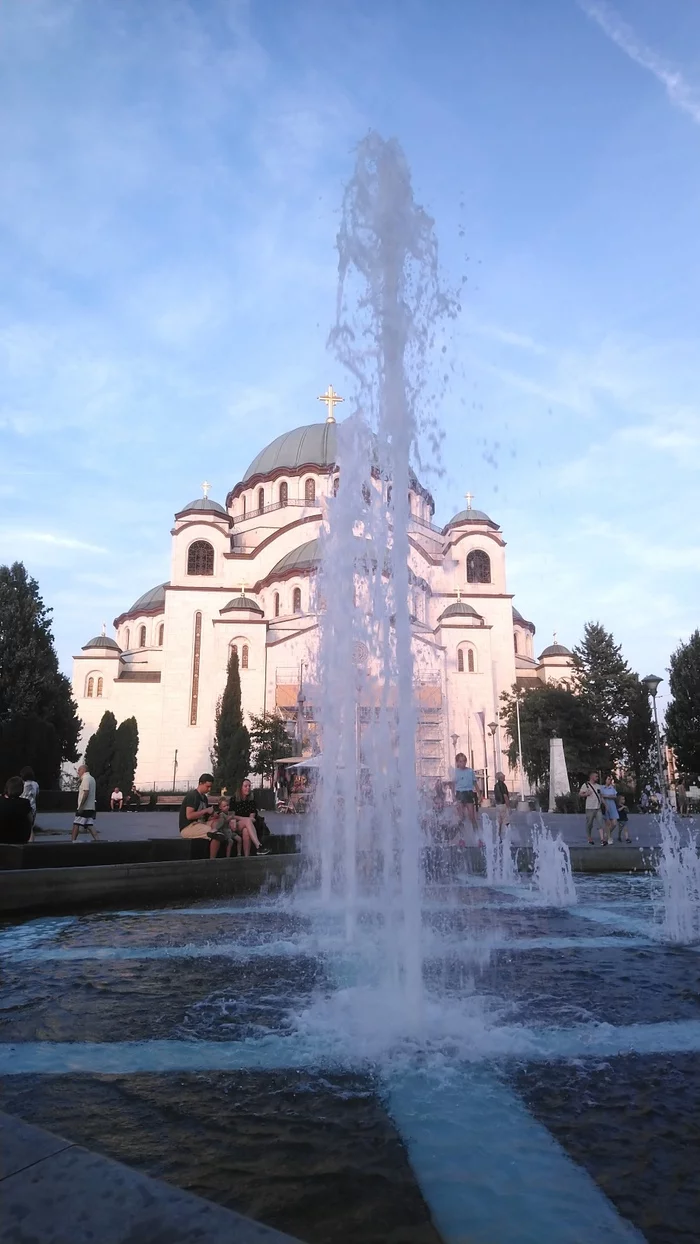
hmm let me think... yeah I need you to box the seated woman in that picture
[206,796,242,858]
[0,776,33,844]
[231,779,270,856]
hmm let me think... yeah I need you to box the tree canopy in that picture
[571,622,634,771]
[113,717,139,796]
[500,683,599,788]
[0,562,80,786]
[84,711,118,804]
[666,630,700,776]
[212,649,250,794]
[249,711,293,786]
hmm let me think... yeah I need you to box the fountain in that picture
[482,813,519,886]
[657,802,700,943]
[530,816,577,907]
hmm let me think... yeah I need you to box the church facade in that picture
[72,405,573,791]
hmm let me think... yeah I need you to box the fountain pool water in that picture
[530,817,577,908]
[656,803,700,944]
[2,136,699,1244]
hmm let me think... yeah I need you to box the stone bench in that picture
[0,835,300,871]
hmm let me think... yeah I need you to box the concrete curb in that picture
[0,1111,302,1243]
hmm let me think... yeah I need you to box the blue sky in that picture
[1,0,698,705]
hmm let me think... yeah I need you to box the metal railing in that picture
[231,499,316,527]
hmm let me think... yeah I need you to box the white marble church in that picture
[72,393,573,790]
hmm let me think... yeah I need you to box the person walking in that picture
[600,776,619,845]
[72,764,99,841]
[579,772,603,845]
[493,772,511,838]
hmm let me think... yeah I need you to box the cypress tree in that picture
[0,562,80,781]
[113,716,139,796]
[84,711,118,805]
[212,649,250,794]
[666,630,700,775]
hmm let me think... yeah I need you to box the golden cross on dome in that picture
[201,480,211,499]
[240,583,247,597]
[318,384,344,424]
[456,587,462,601]
[553,631,558,645]
[464,491,474,510]
[101,622,106,636]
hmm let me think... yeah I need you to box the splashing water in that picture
[311,133,456,1023]
[482,813,519,886]
[657,803,700,943]
[530,816,577,907]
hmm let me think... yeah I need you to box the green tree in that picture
[0,713,62,789]
[666,630,700,776]
[113,716,139,796]
[0,562,80,777]
[84,711,118,805]
[500,683,600,789]
[249,711,293,786]
[572,622,635,771]
[625,676,655,795]
[212,649,250,794]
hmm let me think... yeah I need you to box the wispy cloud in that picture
[579,1,700,125]
[0,530,107,553]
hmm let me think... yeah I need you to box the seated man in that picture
[0,776,33,844]
[178,774,218,858]
[110,786,123,811]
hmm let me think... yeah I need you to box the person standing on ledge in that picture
[72,764,99,841]
[179,774,219,858]
[493,771,511,837]
[449,752,478,835]
[579,771,603,846]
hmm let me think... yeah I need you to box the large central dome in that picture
[242,421,337,482]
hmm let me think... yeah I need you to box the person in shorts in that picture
[579,772,602,845]
[72,764,99,841]
[206,796,241,858]
[179,774,219,858]
[450,753,478,833]
[493,771,511,837]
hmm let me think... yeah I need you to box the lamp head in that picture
[488,721,498,734]
[642,674,663,699]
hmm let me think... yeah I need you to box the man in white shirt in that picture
[578,771,602,846]
[110,787,123,811]
[72,764,99,841]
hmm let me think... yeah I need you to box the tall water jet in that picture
[530,816,577,907]
[312,133,456,1018]
[656,803,700,943]
[482,813,519,886]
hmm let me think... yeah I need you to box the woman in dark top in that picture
[0,776,33,844]
[231,779,270,856]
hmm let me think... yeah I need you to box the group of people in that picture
[430,753,512,845]
[179,774,271,859]
[0,767,40,844]
[579,772,631,845]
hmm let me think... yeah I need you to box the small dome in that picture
[126,583,169,615]
[513,606,535,633]
[270,538,321,576]
[438,601,482,622]
[176,497,228,518]
[444,508,499,531]
[82,635,121,652]
[539,643,572,659]
[221,595,264,615]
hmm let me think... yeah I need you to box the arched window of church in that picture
[467,549,491,584]
[457,650,464,673]
[305,478,315,504]
[187,540,214,576]
[333,476,340,497]
[293,587,302,614]
[96,676,103,697]
[242,645,249,669]
[242,495,247,518]
[124,628,130,650]
[258,488,264,513]
[139,625,146,648]
[514,633,519,654]
[274,592,280,617]
[279,481,288,506]
[86,676,94,697]
[158,623,164,646]
[468,648,475,673]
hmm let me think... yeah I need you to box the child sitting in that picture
[207,796,242,858]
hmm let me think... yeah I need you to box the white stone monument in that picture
[548,736,570,812]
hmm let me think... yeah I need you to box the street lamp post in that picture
[641,674,667,803]
[488,721,499,790]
